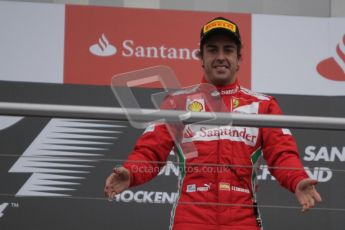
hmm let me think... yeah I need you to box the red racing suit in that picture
[123,79,308,230]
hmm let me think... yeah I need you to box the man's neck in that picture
[203,76,237,87]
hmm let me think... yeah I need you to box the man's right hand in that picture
[104,167,131,200]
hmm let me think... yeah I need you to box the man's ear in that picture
[237,54,242,65]
[196,50,204,67]
[236,57,242,71]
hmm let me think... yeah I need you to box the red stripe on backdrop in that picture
[64,5,251,88]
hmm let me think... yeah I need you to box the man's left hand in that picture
[295,178,322,212]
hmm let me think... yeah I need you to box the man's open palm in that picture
[104,167,131,200]
[295,178,322,212]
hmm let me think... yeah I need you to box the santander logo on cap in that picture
[316,34,345,81]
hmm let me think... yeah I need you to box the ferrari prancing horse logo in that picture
[232,98,240,109]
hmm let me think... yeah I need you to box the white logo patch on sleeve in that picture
[143,123,156,134]
[282,128,292,135]
[186,184,196,193]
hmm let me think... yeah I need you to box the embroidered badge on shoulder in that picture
[187,101,204,112]
[232,98,240,109]
[186,94,205,112]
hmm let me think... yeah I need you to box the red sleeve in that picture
[261,98,308,193]
[122,96,177,187]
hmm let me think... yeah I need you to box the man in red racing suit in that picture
[104,17,321,230]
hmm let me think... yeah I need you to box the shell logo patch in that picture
[187,101,204,112]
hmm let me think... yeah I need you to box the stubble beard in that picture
[206,65,238,86]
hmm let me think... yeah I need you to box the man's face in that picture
[201,34,240,86]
